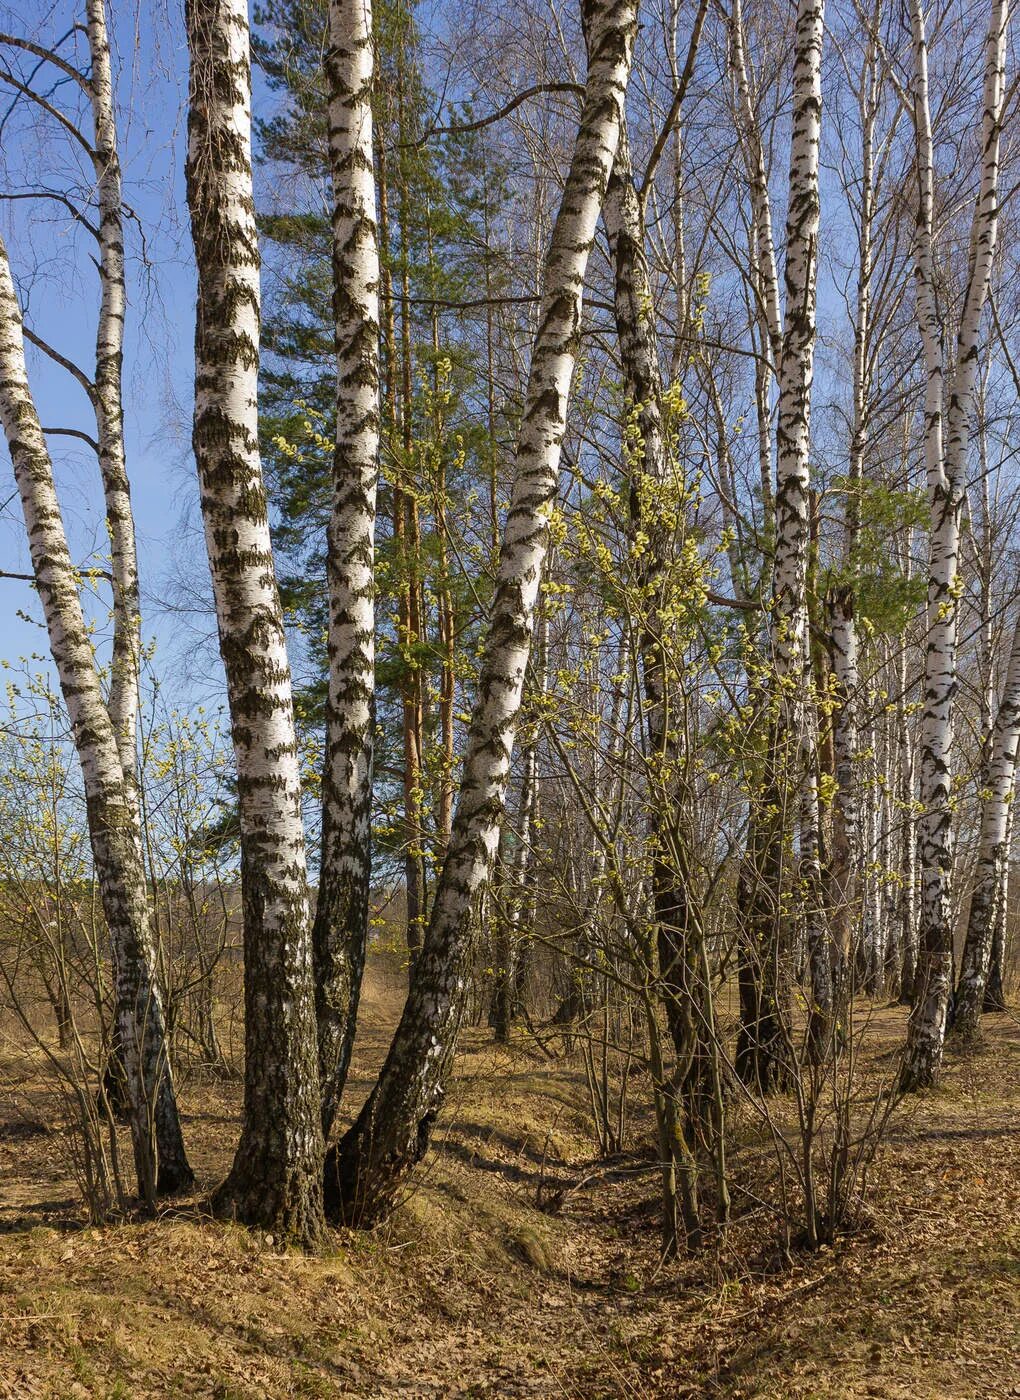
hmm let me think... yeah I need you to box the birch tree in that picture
[739,0,828,1087]
[953,613,1020,1036]
[323,0,639,1227]
[313,0,381,1141]
[902,0,1008,1089]
[0,235,192,1204]
[184,0,324,1243]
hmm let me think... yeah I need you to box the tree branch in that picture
[42,425,100,454]
[22,326,97,405]
[407,82,583,149]
[639,0,710,199]
[0,31,89,92]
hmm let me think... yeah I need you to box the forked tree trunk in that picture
[324,0,638,1227]
[313,0,381,1141]
[953,615,1020,1037]
[902,0,1008,1090]
[0,237,192,1203]
[185,0,324,1244]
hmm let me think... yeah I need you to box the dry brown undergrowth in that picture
[1,956,1018,1399]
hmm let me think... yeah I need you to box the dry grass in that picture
[1,955,1019,1398]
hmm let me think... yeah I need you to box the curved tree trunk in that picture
[0,237,192,1204]
[324,0,638,1228]
[185,0,324,1244]
[313,0,381,1141]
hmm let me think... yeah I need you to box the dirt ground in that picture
[1,955,1019,1399]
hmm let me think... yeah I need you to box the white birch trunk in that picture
[741,0,827,1087]
[324,0,638,1226]
[903,0,1009,1088]
[0,236,191,1202]
[313,0,381,1141]
[86,0,140,790]
[827,587,860,969]
[184,0,324,1242]
[954,614,1020,1036]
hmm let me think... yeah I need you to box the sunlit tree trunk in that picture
[313,0,381,1141]
[0,236,192,1203]
[954,614,1020,1037]
[185,0,324,1243]
[740,0,826,1088]
[324,0,638,1226]
[903,0,1008,1089]
[983,798,1011,1011]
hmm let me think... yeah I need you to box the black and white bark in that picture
[740,0,827,1087]
[902,0,1008,1089]
[313,0,380,1141]
[324,0,638,1227]
[953,614,1020,1037]
[185,0,324,1242]
[86,0,140,790]
[0,235,192,1203]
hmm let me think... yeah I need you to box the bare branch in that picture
[22,326,97,404]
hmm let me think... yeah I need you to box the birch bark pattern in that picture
[0,235,192,1202]
[86,0,140,790]
[314,0,380,1141]
[740,0,826,1088]
[324,0,638,1226]
[185,0,324,1241]
[902,0,1008,1089]
[953,614,1020,1037]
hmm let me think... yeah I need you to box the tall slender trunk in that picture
[953,615,1020,1037]
[0,237,192,1203]
[324,0,638,1227]
[185,0,324,1243]
[902,0,1008,1089]
[87,0,141,788]
[896,606,919,1002]
[983,798,1011,1010]
[827,586,859,974]
[90,0,188,1170]
[741,0,827,1088]
[313,0,381,1141]
[395,29,428,954]
[604,116,709,1245]
[828,17,877,990]
[491,697,541,1043]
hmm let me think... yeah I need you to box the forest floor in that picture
[1,953,1019,1399]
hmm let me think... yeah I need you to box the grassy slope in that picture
[1,955,1018,1399]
